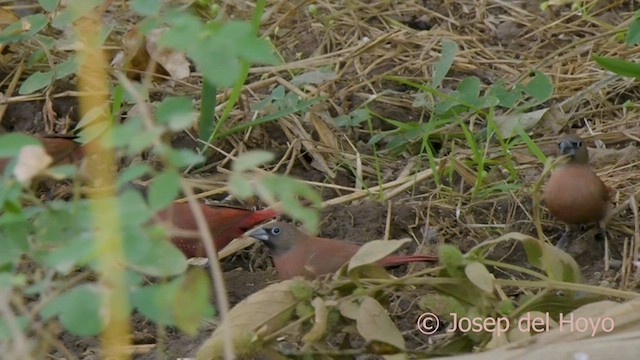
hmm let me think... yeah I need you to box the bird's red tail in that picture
[379,254,439,267]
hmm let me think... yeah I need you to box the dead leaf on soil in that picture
[195,280,298,360]
[146,28,190,80]
[356,296,406,360]
[302,297,328,342]
[114,25,190,80]
[494,108,550,139]
[0,7,18,28]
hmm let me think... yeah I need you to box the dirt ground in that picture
[3,0,640,359]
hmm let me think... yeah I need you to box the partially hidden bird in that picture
[543,134,613,246]
[0,133,83,174]
[153,203,279,258]
[249,221,439,279]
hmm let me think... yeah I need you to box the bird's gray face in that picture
[249,223,294,255]
[558,138,580,157]
[557,136,588,164]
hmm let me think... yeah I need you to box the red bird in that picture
[249,221,438,279]
[543,135,613,246]
[153,203,279,258]
[0,133,83,173]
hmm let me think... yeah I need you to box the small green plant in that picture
[334,39,553,195]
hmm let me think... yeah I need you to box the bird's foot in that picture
[555,227,571,250]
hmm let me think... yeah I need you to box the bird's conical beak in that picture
[558,139,576,156]
[249,228,270,241]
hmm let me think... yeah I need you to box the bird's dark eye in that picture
[270,227,281,235]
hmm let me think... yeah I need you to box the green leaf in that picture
[464,262,494,294]
[593,55,640,78]
[228,173,253,199]
[487,80,520,108]
[157,10,204,51]
[432,39,458,88]
[164,148,205,168]
[75,105,108,130]
[519,71,553,102]
[33,200,93,245]
[198,80,217,147]
[193,48,241,88]
[258,175,321,233]
[40,284,106,336]
[521,236,581,283]
[231,150,274,172]
[156,96,196,131]
[126,128,162,156]
[0,134,40,157]
[40,237,95,273]
[173,269,214,334]
[38,0,60,11]
[130,0,162,16]
[148,170,180,211]
[51,0,103,28]
[335,108,370,127]
[28,49,46,67]
[124,227,187,277]
[132,281,179,325]
[457,76,481,105]
[0,14,48,44]
[0,316,28,340]
[235,37,279,64]
[0,273,26,290]
[118,189,152,226]
[0,212,30,265]
[626,10,640,45]
[438,244,465,278]
[116,164,153,188]
[18,71,54,95]
[121,81,149,104]
[132,272,213,330]
[54,56,78,79]
[109,116,144,148]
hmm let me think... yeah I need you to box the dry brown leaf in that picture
[146,28,190,80]
[0,7,18,28]
[195,280,298,360]
[309,112,339,151]
[356,296,406,360]
[494,108,549,139]
[302,297,328,342]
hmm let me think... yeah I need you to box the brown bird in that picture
[153,203,279,258]
[249,221,438,279]
[544,135,611,224]
[543,134,613,247]
[0,133,83,173]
